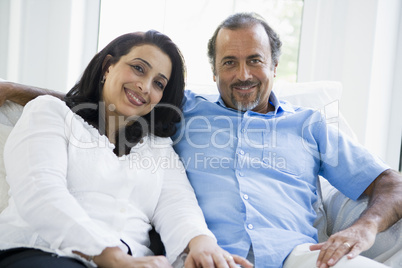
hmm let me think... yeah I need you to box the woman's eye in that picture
[132,65,144,73]
[154,81,165,90]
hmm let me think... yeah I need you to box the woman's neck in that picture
[105,110,128,145]
[105,117,117,145]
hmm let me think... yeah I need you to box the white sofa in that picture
[0,81,401,267]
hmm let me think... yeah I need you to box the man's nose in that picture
[237,63,252,81]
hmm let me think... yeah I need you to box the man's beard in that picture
[230,80,262,111]
[231,89,261,111]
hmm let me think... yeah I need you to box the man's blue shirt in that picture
[172,90,388,268]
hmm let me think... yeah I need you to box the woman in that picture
[0,31,251,268]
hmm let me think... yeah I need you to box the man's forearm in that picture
[0,81,65,106]
[359,169,402,233]
[312,169,402,268]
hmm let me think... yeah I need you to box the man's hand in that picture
[311,169,402,267]
[0,81,65,106]
[310,222,377,268]
[74,247,172,268]
[0,82,15,106]
[184,235,253,268]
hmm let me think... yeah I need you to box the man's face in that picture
[213,24,277,113]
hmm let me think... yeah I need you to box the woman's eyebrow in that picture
[134,58,152,68]
[133,58,169,81]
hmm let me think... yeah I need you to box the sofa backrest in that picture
[0,80,356,213]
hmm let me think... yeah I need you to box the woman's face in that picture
[102,44,172,120]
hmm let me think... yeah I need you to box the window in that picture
[400,138,402,172]
[99,0,303,94]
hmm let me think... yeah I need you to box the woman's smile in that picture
[124,87,146,106]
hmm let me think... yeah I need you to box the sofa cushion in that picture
[0,101,23,211]
[0,123,13,211]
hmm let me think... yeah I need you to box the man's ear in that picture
[273,63,278,78]
[213,75,216,82]
[102,55,113,77]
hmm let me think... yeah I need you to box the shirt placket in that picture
[236,113,255,233]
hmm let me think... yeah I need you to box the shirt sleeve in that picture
[313,112,390,200]
[4,96,123,256]
[151,143,216,263]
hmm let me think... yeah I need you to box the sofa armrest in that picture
[320,178,402,267]
[0,100,24,126]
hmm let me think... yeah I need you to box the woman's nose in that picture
[137,79,151,94]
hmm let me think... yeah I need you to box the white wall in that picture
[0,0,10,78]
[0,0,100,92]
[298,0,402,170]
[388,13,402,171]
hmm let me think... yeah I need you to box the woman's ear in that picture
[102,55,113,77]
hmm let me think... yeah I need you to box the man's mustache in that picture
[230,80,258,88]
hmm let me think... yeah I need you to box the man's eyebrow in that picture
[247,54,263,59]
[133,58,169,81]
[220,56,236,63]
[220,54,263,63]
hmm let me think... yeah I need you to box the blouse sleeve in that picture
[4,96,123,256]
[151,142,216,263]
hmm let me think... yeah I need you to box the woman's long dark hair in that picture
[64,30,185,156]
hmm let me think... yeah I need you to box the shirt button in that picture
[239,149,245,155]
[238,171,244,177]
[241,129,246,133]
[243,194,249,200]
[247,224,254,230]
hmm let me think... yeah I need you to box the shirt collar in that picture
[216,91,295,115]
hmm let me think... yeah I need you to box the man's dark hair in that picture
[207,12,282,74]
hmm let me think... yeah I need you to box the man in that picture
[1,12,401,268]
[172,13,401,268]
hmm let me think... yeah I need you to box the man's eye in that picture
[250,59,262,64]
[223,61,234,66]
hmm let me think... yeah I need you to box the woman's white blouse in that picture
[0,96,214,264]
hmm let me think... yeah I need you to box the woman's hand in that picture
[184,235,253,268]
[74,247,172,268]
